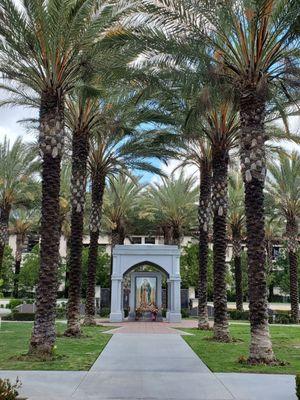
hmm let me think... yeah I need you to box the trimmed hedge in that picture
[228,310,249,320]
[269,311,294,325]
[3,312,35,321]
[296,374,300,400]
[228,309,295,324]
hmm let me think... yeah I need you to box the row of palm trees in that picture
[0,0,299,365]
[1,133,299,338]
[121,0,300,363]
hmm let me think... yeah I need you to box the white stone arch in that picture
[109,245,181,323]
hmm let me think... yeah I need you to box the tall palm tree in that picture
[126,0,300,362]
[266,152,300,323]
[176,139,212,329]
[0,0,104,355]
[228,172,245,312]
[84,108,170,326]
[0,137,38,277]
[199,99,239,342]
[10,206,40,298]
[64,95,100,337]
[201,0,300,361]
[144,171,198,246]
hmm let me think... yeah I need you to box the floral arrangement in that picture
[135,302,159,320]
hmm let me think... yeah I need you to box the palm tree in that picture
[84,108,170,326]
[10,207,40,298]
[266,152,300,323]
[103,175,144,247]
[145,171,198,246]
[0,137,38,277]
[201,0,300,361]
[64,96,100,337]
[127,0,300,362]
[175,139,212,329]
[0,0,105,355]
[199,99,239,342]
[228,172,245,312]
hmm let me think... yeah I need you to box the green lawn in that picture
[183,324,300,374]
[0,322,111,370]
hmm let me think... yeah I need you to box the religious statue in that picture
[140,278,152,305]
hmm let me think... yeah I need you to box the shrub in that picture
[100,307,110,318]
[7,299,23,310]
[228,310,249,320]
[181,308,190,318]
[296,374,300,400]
[268,311,294,325]
[3,312,35,321]
[0,378,26,400]
[56,303,66,319]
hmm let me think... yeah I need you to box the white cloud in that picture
[151,158,199,185]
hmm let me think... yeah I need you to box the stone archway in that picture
[110,245,181,323]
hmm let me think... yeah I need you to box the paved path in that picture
[0,324,297,400]
[101,319,198,334]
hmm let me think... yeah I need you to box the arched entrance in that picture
[110,245,181,323]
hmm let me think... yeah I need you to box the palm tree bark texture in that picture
[211,148,230,342]
[84,172,106,326]
[232,231,243,312]
[163,224,173,245]
[240,89,275,363]
[0,205,10,277]
[198,165,211,330]
[286,216,299,323]
[29,90,64,356]
[65,129,89,336]
[13,233,24,298]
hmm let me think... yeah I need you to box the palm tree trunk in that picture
[211,148,230,342]
[286,217,299,323]
[29,91,64,356]
[172,225,181,246]
[266,240,274,302]
[0,206,10,278]
[232,232,243,312]
[65,129,89,337]
[64,237,71,299]
[198,165,211,330]
[163,224,172,245]
[240,91,275,362]
[13,234,23,298]
[84,173,105,326]
[117,220,126,244]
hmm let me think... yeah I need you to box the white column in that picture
[167,276,181,323]
[110,276,123,322]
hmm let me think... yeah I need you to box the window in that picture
[132,237,142,244]
[145,237,155,244]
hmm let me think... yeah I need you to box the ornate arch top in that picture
[112,245,180,279]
